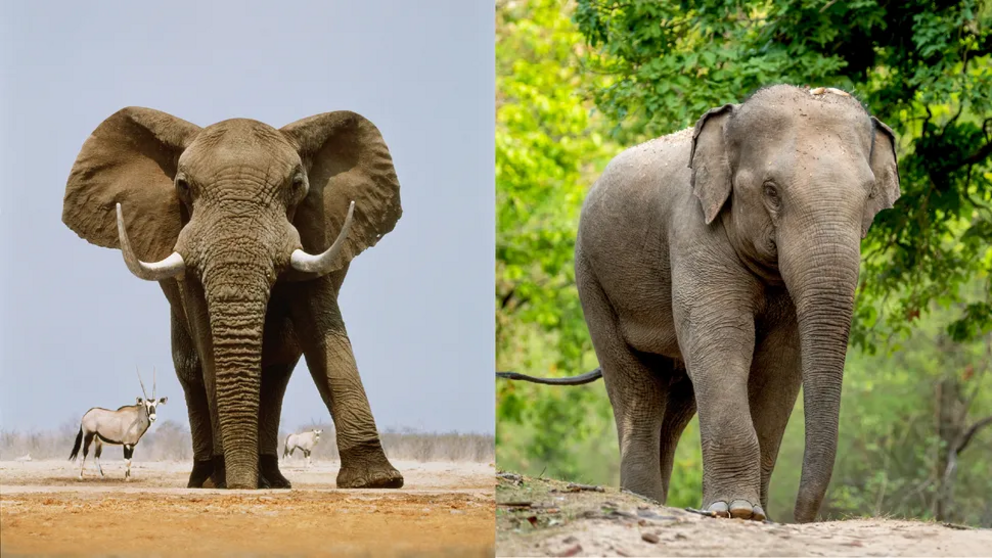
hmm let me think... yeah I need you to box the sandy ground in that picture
[496,473,992,557]
[0,459,495,557]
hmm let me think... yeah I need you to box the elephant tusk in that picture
[116,203,186,281]
[289,200,355,277]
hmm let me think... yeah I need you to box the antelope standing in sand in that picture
[69,368,167,480]
[283,429,322,468]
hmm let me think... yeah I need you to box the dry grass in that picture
[0,420,494,463]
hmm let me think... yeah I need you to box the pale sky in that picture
[0,1,495,434]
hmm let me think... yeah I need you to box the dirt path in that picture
[496,473,992,557]
[1,460,495,557]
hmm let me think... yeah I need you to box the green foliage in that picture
[495,0,620,479]
[573,0,992,347]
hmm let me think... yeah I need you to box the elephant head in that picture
[689,85,900,521]
[63,108,401,488]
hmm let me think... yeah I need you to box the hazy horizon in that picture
[0,1,495,434]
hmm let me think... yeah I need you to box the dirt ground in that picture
[0,459,495,557]
[496,473,992,557]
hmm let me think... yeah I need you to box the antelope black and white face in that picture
[313,429,322,441]
[136,397,168,422]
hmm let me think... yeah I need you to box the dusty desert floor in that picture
[496,473,992,557]
[0,459,495,557]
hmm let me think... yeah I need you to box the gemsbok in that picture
[283,429,322,469]
[68,368,167,480]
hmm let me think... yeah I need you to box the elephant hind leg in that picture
[260,359,299,489]
[599,340,672,503]
[578,258,670,502]
[659,369,696,502]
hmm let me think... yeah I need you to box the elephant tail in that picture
[496,368,603,385]
[68,428,83,462]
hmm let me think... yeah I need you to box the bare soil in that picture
[496,473,992,557]
[0,459,495,557]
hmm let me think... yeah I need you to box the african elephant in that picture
[63,108,405,490]
[502,85,901,522]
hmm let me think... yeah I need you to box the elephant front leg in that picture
[676,286,763,520]
[172,312,215,488]
[290,278,403,489]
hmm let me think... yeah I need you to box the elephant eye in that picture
[176,177,191,197]
[763,182,781,208]
[291,175,309,197]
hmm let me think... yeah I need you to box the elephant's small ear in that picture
[862,116,901,238]
[689,104,736,225]
[281,111,401,273]
[62,107,200,261]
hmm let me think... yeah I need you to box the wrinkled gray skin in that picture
[63,108,405,490]
[575,85,900,522]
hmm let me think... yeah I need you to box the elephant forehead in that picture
[182,119,300,173]
[730,101,872,160]
[733,87,870,136]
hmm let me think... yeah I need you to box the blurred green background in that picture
[496,0,992,526]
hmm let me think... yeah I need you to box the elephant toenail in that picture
[752,505,766,521]
[729,500,754,519]
[706,501,730,517]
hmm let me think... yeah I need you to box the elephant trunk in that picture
[779,220,861,523]
[204,264,273,489]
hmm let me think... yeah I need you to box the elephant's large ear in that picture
[688,104,736,225]
[62,107,200,261]
[281,111,401,272]
[862,116,901,238]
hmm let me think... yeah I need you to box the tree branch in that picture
[958,139,992,168]
[957,415,992,455]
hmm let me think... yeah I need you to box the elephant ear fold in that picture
[281,111,402,272]
[689,104,736,225]
[862,116,901,238]
[62,107,200,261]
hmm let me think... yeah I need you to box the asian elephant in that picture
[500,85,901,522]
[63,107,405,490]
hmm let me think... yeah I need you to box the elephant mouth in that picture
[113,200,356,282]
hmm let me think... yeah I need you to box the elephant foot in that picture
[337,442,404,489]
[259,455,291,489]
[705,500,765,521]
[187,459,214,488]
[202,455,278,489]
[338,466,404,489]
[204,455,227,489]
